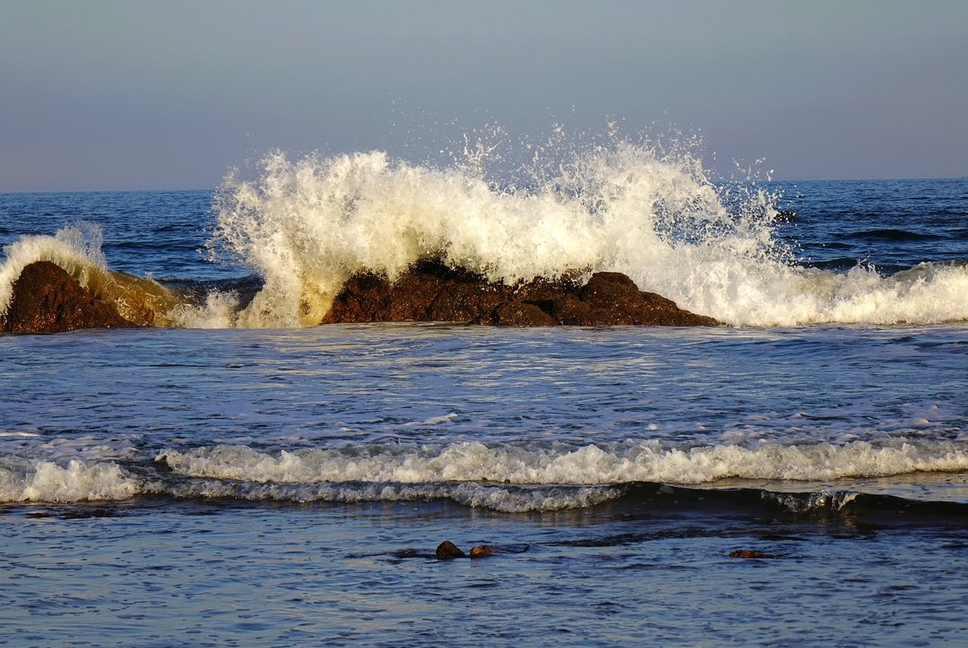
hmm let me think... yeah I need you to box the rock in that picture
[469,544,499,558]
[320,271,392,323]
[1,261,137,333]
[435,540,466,560]
[323,260,719,327]
[728,550,779,559]
[486,302,557,327]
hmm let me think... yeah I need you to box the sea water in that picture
[1,142,967,646]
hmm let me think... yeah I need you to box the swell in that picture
[845,228,947,242]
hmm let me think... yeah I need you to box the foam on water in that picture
[0,458,140,503]
[154,440,968,487]
[4,438,968,510]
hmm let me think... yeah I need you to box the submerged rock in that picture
[435,541,502,559]
[728,550,779,559]
[469,544,499,558]
[1,261,137,333]
[322,260,718,327]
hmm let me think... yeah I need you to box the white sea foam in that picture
[161,479,619,513]
[156,440,968,488]
[211,143,968,327]
[4,440,966,510]
[0,459,140,503]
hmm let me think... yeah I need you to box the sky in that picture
[1,0,966,191]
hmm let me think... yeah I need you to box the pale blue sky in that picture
[1,0,966,191]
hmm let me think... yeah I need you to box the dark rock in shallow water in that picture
[435,541,466,560]
[322,260,718,327]
[1,261,137,333]
[729,550,779,559]
[469,544,499,558]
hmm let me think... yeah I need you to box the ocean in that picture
[1,143,967,647]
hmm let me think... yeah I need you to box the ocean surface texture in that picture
[1,146,967,647]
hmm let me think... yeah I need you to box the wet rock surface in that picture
[2,259,719,332]
[435,541,467,560]
[322,260,718,327]
[1,261,136,333]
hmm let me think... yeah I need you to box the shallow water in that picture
[4,492,967,647]
[3,323,968,647]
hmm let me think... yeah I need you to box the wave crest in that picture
[156,439,968,486]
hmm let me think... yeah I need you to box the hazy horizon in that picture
[2,1,966,192]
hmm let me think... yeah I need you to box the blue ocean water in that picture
[1,148,967,646]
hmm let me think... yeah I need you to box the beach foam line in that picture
[155,439,968,487]
[5,440,968,513]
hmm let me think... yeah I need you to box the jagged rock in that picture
[1,261,137,333]
[323,260,718,327]
[486,302,558,327]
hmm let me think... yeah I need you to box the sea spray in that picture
[209,140,785,327]
[209,136,968,327]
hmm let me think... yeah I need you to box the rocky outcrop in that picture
[322,260,719,327]
[1,261,137,333]
[1,259,719,333]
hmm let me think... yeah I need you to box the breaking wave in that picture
[2,136,967,327]
[4,439,968,513]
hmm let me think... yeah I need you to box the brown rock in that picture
[484,302,557,327]
[425,280,507,323]
[435,541,466,560]
[469,544,499,558]
[571,272,717,326]
[728,550,779,559]
[320,272,392,323]
[322,261,718,327]
[1,261,137,333]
